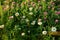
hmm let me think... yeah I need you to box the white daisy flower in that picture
[43,0,45,1]
[21,32,25,36]
[29,7,33,11]
[51,27,57,32]
[22,16,26,18]
[42,31,47,35]
[18,28,21,30]
[0,25,4,29]
[31,21,36,25]
[29,12,33,15]
[54,0,56,1]
[25,19,29,22]
[15,12,19,16]
[6,5,9,9]
[9,16,14,19]
[38,22,42,25]
[38,19,42,22]
[28,30,30,33]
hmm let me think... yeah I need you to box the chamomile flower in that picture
[38,22,42,25]
[21,32,25,36]
[15,12,19,16]
[29,7,33,11]
[42,31,47,35]
[31,21,36,25]
[38,19,42,22]
[25,19,29,22]
[28,30,30,33]
[22,16,26,18]
[29,12,33,15]
[51,27,57,32]
[9,16,14,19]
[0,25,4,29]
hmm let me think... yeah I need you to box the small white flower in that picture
[9,16,14,19]
[6,5,9,9]
[42,31,47,35]
[21,32,25,36]
[29,12,33,15]
[55,19,58,23]
[1,25,4,27]
[22,16,26,18]
[54,0,56,1]
[28,30,30,33]
[29,7,33,11]
[18,28,21,30]
[31,21,36,25]
[38,19,42,22]
[0,25,4,29]
[43,0,45,1]
[15,12,19,16]
[25,19,29,22]
[38,22,42,25]
[51,27,57,32]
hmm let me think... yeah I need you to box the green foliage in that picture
[0,0,60,40]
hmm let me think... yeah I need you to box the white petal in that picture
[21,33,25,36]
[42,31,47,35]
[51,27,57,32]
[29,7,33,11]
[38,22,42,25]
[15,12,19,16]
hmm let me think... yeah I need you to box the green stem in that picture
[0,1,3,24]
